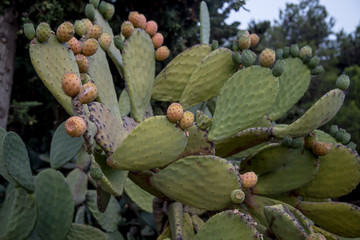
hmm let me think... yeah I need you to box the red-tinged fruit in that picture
[67,37,82,55]
[240,171,258,188]
[145,20,158,36]
[75,54,89,73]
[61,72,81,97]
[56,21,74,43]
[65,116,87,137]
[98,32,112,50]
[179,111,194,130]
[155,46,170,61]
[81,19,93,34]
[121,21,134,38]
[152,32,164,48]
[137,14,147,29]
[128,11,140,27]
[78,82,98,104]
[312,142,331,156]
[82,38,98,56]
[167,103,183,122]
[87,24,102,39]
[250,33,260,48]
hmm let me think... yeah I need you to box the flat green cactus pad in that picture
[128,171,168,199]
[124,178,154,213]
[75,205,86,224]
[200,1,210,44]
[194,210,262,240]
[119,89,131,116]
[295,144,360,198]
[168,202,183,240]
[86,190,120,232]
[177,124,214,159]
[50,121,83,169]
[151,155,242,210]
[273,89,345,138]
[252,147,319,195]
[298,201,360,238]
[109,116,187,170]
[215,127,272,158]
[106,231,126,240]
[34,169,74,240]
[89,102,132,155]
[66,168,88,205]
[29,35,78,115]
[0,129,16,185]
[88,47,121,120]
[66,223,107,240]
[180,48,237,109]
[152,45,211,102]
[312,226,339,240]
[122,28,155,122]
[208,66,279,142]
[0,187,37,240]
[191,215,205,233]
[314,129,337,143]
[231,142,269,159]
[268,57,311,120]
[3,131,35,192]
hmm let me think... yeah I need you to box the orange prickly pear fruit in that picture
[67,37,82,55]
[75,54,89,73]
[152,32,164,49]
[155,46,170,61]
[259,48,276,67]
[56,21,74,43]
[61,72,81,97]
[240,171,258,189]
[82,38,99,56]
[250,33,260,47]
[145,20,158,37]
[167,103,183,123]
[65,116,87,137]
[121,21,134,38]
[312,142,331,156]
[179,111,194,130]
[78,82,98,104]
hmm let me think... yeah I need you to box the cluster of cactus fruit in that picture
[1,0,360,239]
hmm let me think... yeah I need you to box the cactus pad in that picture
[66,168,88,205]
[200,1,210,44]
[151,155,242,210]
[268,57,311,120]
[119,89,131,116]
[66,223,107,240]
[168,202,183,240]
[295,144,360,198]
[152,44,211,101]
[29,35,78,114]
[194,210,262,240]
[122,29,155,122]
[273,89,345,138]
[34,169,74,240]
[124,178,154,213]
[180,48,237,109]
[0,129,16,185]
[109,116,187,170]
[208,66,279,142]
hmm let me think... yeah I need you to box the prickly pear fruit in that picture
[311,65,324,75]
[290,137,304,149]
[304,132,318,149]
[104,3,115,21]
[335,74,350,90]
[121,21,134,38]
[272,59,285,77]
[290,44,299,57]
[85,3,95,20]
[89,0,99,8]
[114,35,124,50]
[283,46,290,58]
[80,73,91,84]
[166,103,184,123]
[276,49,284,59]
[128,11,139,25]
[330,125,338,137]
[281,135,293,147]
[306,233,326,240]
[24,23,35,40]
[152,33,164,49]
[299,45,312,59]
[211,40,219,50]
[238,35,251,50]
[67,37,82,55]
[61,72,81,97]
[259,48,276,67]
[78,82,98,104]
[241,50,254,67]
[232,40,239,51]
[240,172,258,189]
[312,142,331,156]
[335,128,351,144]
[81,19,93,34]
[65,116,87,137]
[237,29,249,38]
[74,20,87,36]
[232,52,242,65]
[155,46,170,61]
[250,33,260,48]
[230,189,245,204]
[56,21,74,43]
[98,32,112,50]
[145,20,158,36]
[179,111,194,130]
[82,38,98,56]
[308,56,320,69]
[90,165,103,180]
[87,24,102,39]
[75,54,89,73]
[347,141,357,150]
[36,22,51,42]
[99,1,109,15]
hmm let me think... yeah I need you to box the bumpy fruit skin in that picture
[306,233,326,240]
[36,22,51,43]
[230,189,245,204]
[24,23,36,40]
[87,24,102,39]
[250,33,260,47]
[67,37,82,55]
[272,59,285,77]
[98,32,112,50]
[129,12,146,29]
[312,142,331,156]
[74,20,87,36]
[80,73,91,84]
[299,45,312,59]
[114,35,124,50]
[61,72,81,97]
[128,11,139,26]
[145,20,158,36]
[82,38,99,56]
[121,21,134,38]
[152,33,164,48]
[81,19,93,34]
[259,48,276,67]
[335,74,350,90]
[240,172,258,189]
[304,132,318,150]
[75,54,89,73]
[166,103,183,122]
[179,111,194,130]
[56,21,74,43]
[238,35,251,50]
[104,3,115,20]
[65,116,87,137]
[137,14,147,29]
[155,46,170,61]
[78,82,98,104]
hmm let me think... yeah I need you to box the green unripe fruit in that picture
[237,29,249,38]
[238,35,251,50]
[347,141,357,151]
[275,48,284,59]
[24,23,35,40]
[335,128,349,144]
[85,4,95,20]
[232,52,242,65]
[80,73,91,84]
[90,166,103,180]
[306,233,326,240]
[283,46,290,58]
[230,189,245,204]
[241,50,254,67]
[281,135,293,147]
[299,45,312,59]
[259,48,276,67]
[211,40,219,50]
[302,55,311,64]
[304,132,318,149]
[74,20,87,36]
[232,40,239,51]
[290,137,304,149]
[99,32,112,51]
[290,44,299,57]
[104,3,115,20]
[36,22,51,42]
[56,21,74,43]
[114,35,124,50]
[308,56,320,69]
[272,60,285,77]
[196,110,213,130]
[99,1,109,15]
[341,132,351,145]
[330,125,338,137]
[311,65,324,75]
[89,0,99,8]
[335,74,350,90]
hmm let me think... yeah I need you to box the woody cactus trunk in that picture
[1,1,360,239]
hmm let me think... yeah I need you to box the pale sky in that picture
[226,0,360,34]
